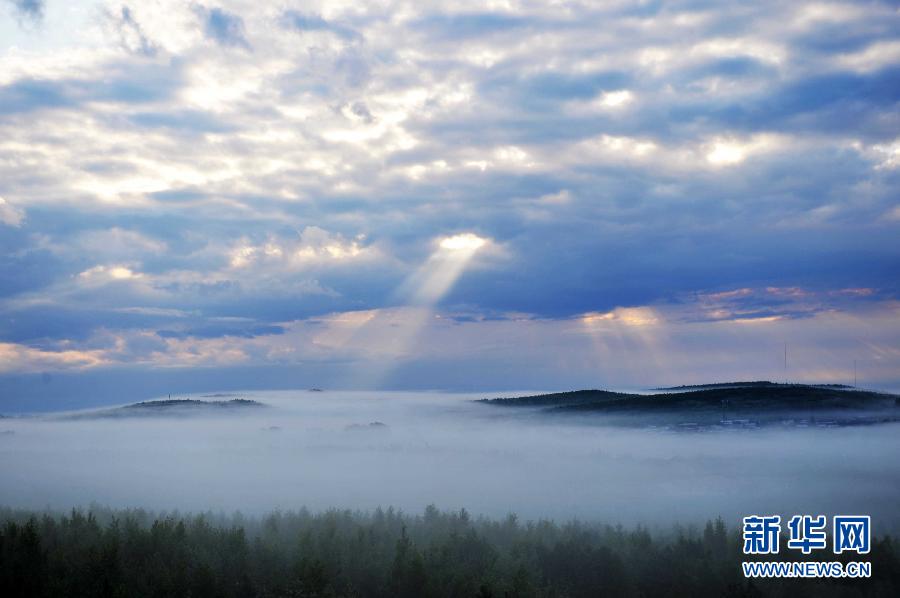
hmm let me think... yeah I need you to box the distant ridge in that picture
[122,398,262,410]
[479,383,900,429]
[653,381,854,391]
[60,398,265,419]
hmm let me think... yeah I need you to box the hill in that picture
[60,398,265,419]
[479,383,900,429]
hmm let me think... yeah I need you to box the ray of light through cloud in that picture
[336,232,491,389]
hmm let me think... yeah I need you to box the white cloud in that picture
[0,0,897,386]
[228,227,376,270]
[5,298,898,387]
[704,134,787,167]
[597,89,633,108]
[0,196,24,227]
[78,264,143,282]
[706,141,746,165]
[870,140,900,170]
[439,232,487,251]
[0,342,108,374]
[838,40,900,74]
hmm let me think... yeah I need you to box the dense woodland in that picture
[1,505,898,597]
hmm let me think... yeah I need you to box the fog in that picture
[1,390,898,530]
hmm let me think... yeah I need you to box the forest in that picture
[2,505,898,597]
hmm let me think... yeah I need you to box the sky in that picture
[1,0,899,409]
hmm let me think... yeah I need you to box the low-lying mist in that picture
[1,390,898,530]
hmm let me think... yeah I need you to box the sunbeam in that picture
[335,233,490,388]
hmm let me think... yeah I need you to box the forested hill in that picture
[653,381,853,391]
[481,382,900,412]
[58,398,265,419]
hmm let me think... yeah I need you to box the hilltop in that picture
[652,381,854,391]
[60,398,265,419]
[479,383,900,429]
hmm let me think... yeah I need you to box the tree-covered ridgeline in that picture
[1,505,898,597]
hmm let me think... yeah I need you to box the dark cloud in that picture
[0,63,184,116]
[196,5,251,49]
[156,324,285,340]
[685,56,775,80]
[281,10,361,41]
[112,5,158,57]
[0,249,64,298]
[482,70,632,105]
[5,0,42,21]
[0,1,899,394]
[0,79,71,114]
[413,12,535,39]
[129,110,235,133]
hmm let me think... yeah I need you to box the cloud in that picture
[0,78,71,114]
[0,63,183,115]
[2,298,898,392]
[195,5,250,49]
[156,322,284,340]
[0,0,898,393]
[281,10,361,41]
[0,341,106,374]
[413,12,533,39]
[684,286,886,324]
[5,0,42,21]
[0,196,24,226]
[77,264,144,283]
[227,227,378,270]
[109,5,158,57]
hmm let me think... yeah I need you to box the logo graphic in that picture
[742,515,781,555]
[742,514,872,578]
[787,515,827,554]
[834,516,870,555]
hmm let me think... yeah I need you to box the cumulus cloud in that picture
[228,227,375,270]
[0,0,898,395]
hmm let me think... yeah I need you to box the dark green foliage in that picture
[482,384,900,411]
[61,398,266,420]
[0,506,897,597]
[480,384,900,428]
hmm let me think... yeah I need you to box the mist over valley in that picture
[2,387,898,531]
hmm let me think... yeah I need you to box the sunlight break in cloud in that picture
[77,264,143,282]
[596,89,634,108]
[410,233,490,306]
[334,232,492,388]
[439,232,487,252]
[706,142,746,166]
[704,134,785,166]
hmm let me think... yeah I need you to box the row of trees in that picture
[1,505,898,597]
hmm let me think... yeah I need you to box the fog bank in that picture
[1,390,898,530]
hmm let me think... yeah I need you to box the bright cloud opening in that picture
[706,142,746,165]
[597,90,634,108]
[78,265,143,282]
[439,233,487,252]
